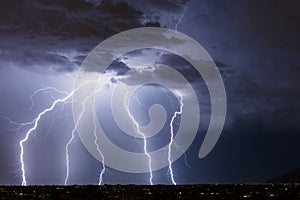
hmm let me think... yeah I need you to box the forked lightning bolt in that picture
[18,81,106,186]
[168,93,183,185]
[28,87,69,111]
[64,83,106,185]
[16,74,183,185]
[20,90,75,186]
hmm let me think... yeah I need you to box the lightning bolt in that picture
[167,92,183,185]
[20,90,75,186]
[164,90,191,169]
[175,1,189,33]
[19,82,106,186]
[43,107,68,140]
[64,122,76,185]
[18,73,122,186]
[64,82,106,185]
[28,87,69,111]
[15,70,184,186]
[4,87,71,185]
[92,108,106,185]
[121,84,153,185]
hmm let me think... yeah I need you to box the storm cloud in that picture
[0,0,300,185]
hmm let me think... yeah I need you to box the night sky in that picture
[0,0,300,185]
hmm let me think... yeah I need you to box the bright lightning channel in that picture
[64,83,106,185]
[20,90,75,186]
[19,81,106,186]
[121,84,153,185]
[168,93,183,185]
[64,119,76,185]
[92,108,106,185]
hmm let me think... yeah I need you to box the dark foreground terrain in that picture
[269,167,300,183]
[0,184,299,199]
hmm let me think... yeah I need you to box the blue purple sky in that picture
[0,0,300,185]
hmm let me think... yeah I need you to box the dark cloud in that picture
[0,36,85,73]
[122,0,185,12]
[178,0,300,122]
[0,0,159,74]
[0,0,143,37]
